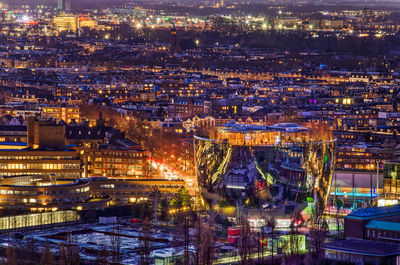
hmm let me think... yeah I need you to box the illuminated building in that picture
[0,125,27,143]
[0,174,183,211]
[54,16,77,32]
[42,105,80,123]
[78,17,98,29]
[0,117,82,179]
[168,98,211,119]
[335,145,382,171]
[211,99,242,116]
[53,15,97,34]
[89,177,185,205]
[0,210,79,230]
[0,175,108,211]
[195,122,335,214]
[275,17,299,28]
[0,150,82,179]
[82,147,150,178]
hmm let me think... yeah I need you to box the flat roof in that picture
[346,204,400,220]
[221,122,310,133]
[0,142,27,146]
[366,220,400,232]
[324,239,399,256]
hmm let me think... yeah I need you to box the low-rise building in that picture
[88,177,185,205]
[324,205,400,265]
[0,175,108,211]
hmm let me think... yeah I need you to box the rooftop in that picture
[366,220,400,232]
[221,122,310,133]
[324,239,399,256]
[346,204,400,220]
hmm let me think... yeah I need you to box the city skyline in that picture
[0,0,399,264]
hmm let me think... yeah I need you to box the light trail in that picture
[148,157,198,193]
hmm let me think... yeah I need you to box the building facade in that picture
[194,122,335,215]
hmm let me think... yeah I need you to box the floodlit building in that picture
[53,15,98,33]
[0,175,108,211]
[54,16,77,32]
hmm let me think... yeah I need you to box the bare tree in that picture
[59,232,81,265]
[238,216,253,265]
[150,186,161,224]
[109,225,123,264]
[95,244,109,265]
[40,242,55,265]
[5,244,17,265]
[283,217,304,265]
[193,212,215,265]
[17,237,38,264]
[288,212,303,256]
[172,210,193,265]
[138,218,153,265]
[265,216,277,265]
[309,198,329,262]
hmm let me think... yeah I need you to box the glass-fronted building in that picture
[195,122,335,213]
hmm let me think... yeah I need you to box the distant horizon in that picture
[1,0,400,6]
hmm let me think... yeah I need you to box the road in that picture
[149,157,199,194]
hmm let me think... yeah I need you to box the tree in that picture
[150,186,161,223]
[288,212,303,257]
[95,244,109,265]
[40,242,55,265]
[284,217,303,265]
[193,212,215,265]
[20,238,38,264]
[170,187,192,210]
[288,224,297,256]
[138,218,153,265]
[265,216,277,265]
[5,244,17,265]
[238,216,253,265]
[172,210,194,265]
[309,199,329,262]
[109,225,123,264]
[159,198,170,222]
[335,198,344,238]
[59,233,80,265]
